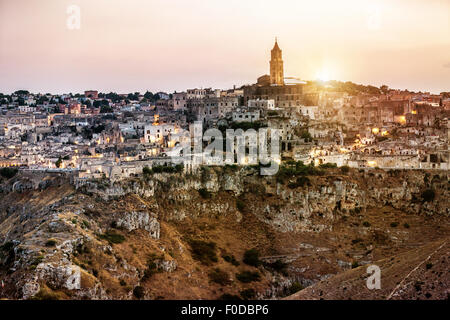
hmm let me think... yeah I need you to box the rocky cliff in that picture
[0,166,448,299]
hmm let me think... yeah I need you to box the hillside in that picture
[0,166,448,300]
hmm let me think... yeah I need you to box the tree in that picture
[94,99,109,108]
[301,130,312,141]
[55,157,62,168]
[144,91,154,100]
[100,105,113,113]
[14,90,29,96]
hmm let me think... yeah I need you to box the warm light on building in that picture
[153,114,160,125]
[367,160,377,167]
[372,128,379,135]
[411,110,417,114]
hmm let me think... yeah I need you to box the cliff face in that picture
[0,167,448,300]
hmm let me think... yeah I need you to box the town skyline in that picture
[1,0,449,95]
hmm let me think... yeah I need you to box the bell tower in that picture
[270,38,284,85]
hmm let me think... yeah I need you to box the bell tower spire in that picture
[270,38,284,85]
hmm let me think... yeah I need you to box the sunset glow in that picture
[1,0,449,94]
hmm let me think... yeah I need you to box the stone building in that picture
[243,39,313,108]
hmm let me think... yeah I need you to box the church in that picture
[243,39,317,108]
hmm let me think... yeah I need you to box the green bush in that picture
[426,263,433,270]
[188,240,218,265]
[351,261,359,269]
[236,199,245,212]
[149,164,183,174]
[300,130,312,141]
[198,188,211,199]
[208,268,231,286]
[390,222,399,228]
[99,231,125,244]
[319,163,337,169]
[45,239,57,247]
[143,166,153,175]
[362,221,371,227]
[230,121,266,131]
[222,254,240,266]
[236,271,261,283]
[276,161,323,184]
[285,281,303,295]
[240,288,256,300]
[0,167,18,179]
[265,259,288,275]
[340,166,350,173]
[421,189,435,202]
[133,286,145,299]
[141,256,163,282]
[403,223,410,229]
[287,176,310,189]
[243,249,261,267]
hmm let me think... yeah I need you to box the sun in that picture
[316,69,330,82]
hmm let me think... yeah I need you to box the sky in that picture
[0,0,449,94]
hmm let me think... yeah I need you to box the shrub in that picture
[222,254,240,266]
[362,221,371,227]
[143,166,153,175]
[32,287,61,300]
[45,239,57,247]
[403,223,410,229]
[240,288,256,300]
[287,176,310,189]
[300,130,312,141]
[236,199,245,212]
[0,167,18,179]
[99,231,125,244]
[276,161,322,184]
[198,188,211,199]
[351,261,359,269]
[265,259,288,275]
[82,220,90,229]
[243,249,261,267]
[319,163,337,169]
[0,242,14,251]
[426,263,433,270]
[421,189,435,202]
[236,271,261,283]
[351,238,363,244]
[188,240,218,265]
[340,166,350,174]
[414,281,423,291]
[285,281,303,295]
[133,286,145,299]
[120,279,126,286]
[208,268,231,286]
[390,222,399,228]
[150,164,184,174]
